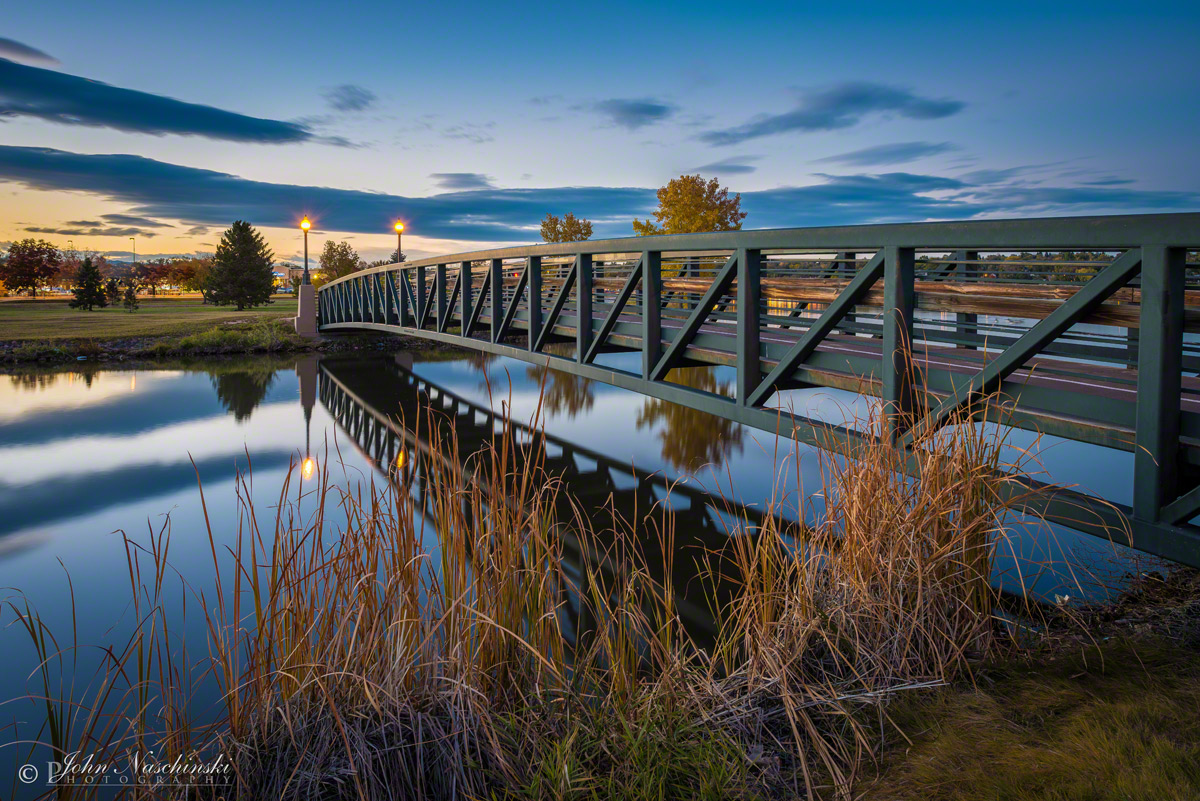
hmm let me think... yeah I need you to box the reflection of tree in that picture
[464,352,499,371]
[9,366,101,390]
[636,367,743,472]
[210,368,277,422]
[526,364,594,418]
[9,373,60,391]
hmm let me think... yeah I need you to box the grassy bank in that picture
[0,295,299,342]
[0,296,476,364]
[865,569,1200,801]
[4,389,1196,799]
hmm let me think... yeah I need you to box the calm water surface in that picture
[0,349,1157,769]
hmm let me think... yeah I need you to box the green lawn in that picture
[0,296,298,341]
[864,637,1200,801]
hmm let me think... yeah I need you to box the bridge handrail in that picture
[318,212,1200,291]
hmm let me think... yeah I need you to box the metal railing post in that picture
[436,263,448,330]
[398,269,409,328]
[577,253,593,362]
[416,265,427,328]
[490,258,503,343]
[642,250,661,379]
[460,261,471,336]
[1134,245,1185,521]
[736,248,761,405]
[528,255,541,351]
[957,250,979,349]
[882,245,916,436]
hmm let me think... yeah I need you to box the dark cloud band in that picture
[1,146,1195,242]
[0,58,316,143]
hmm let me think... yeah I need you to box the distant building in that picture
[274,264,306,290]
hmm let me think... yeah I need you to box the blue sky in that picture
[1,1,1197,263]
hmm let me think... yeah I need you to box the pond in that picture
[0,348,1158,790]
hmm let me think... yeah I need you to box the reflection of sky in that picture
[0,351,1172,756]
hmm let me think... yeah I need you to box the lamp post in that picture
[394,221,404,263]
[130,237,136,268]
[300,217,312,284]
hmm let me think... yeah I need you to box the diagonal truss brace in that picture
[649,253,738,381]
[747,251,885,407]
[534,264,577,352]
[583,256,643,364]
[900,247,1144,446]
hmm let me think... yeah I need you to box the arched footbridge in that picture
[315,212,1200,567]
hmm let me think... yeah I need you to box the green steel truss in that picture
[316,212,1200,567]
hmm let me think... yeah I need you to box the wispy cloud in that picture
[1,146,1194,243]
[430,172,496,190]
[815,141,957,167]
[700,83,965,146]
[0,58,319,143]
[0,37,57,65]
[590,98,676,130]
[441,122,496,143]
[323,84,376,112]
[693,156,761,175]
[99,212,172,228]
[25,225,158,238]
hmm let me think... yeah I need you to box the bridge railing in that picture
[317,212,1200,567]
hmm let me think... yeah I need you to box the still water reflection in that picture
[0,350,1158,741]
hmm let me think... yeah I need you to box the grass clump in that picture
[174,319,296,353]
[3,383,1132,800]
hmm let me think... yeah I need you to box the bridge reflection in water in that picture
[316,354,774,652]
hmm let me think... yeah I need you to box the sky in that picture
[1,0,1198,265]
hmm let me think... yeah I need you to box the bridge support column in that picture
[294,283,318,337]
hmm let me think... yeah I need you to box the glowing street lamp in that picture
[300,216,312,284]
[394,221,404,263]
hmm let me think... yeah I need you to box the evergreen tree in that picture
[122,282,140,312]
[206,221,276,310]
[68,256,107,311]
[104,277,123,306]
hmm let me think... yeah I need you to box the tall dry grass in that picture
[4,382,1049,800]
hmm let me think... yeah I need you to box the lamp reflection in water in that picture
[302,456,316,480]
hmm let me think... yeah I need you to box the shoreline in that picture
[0,317,469,367]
